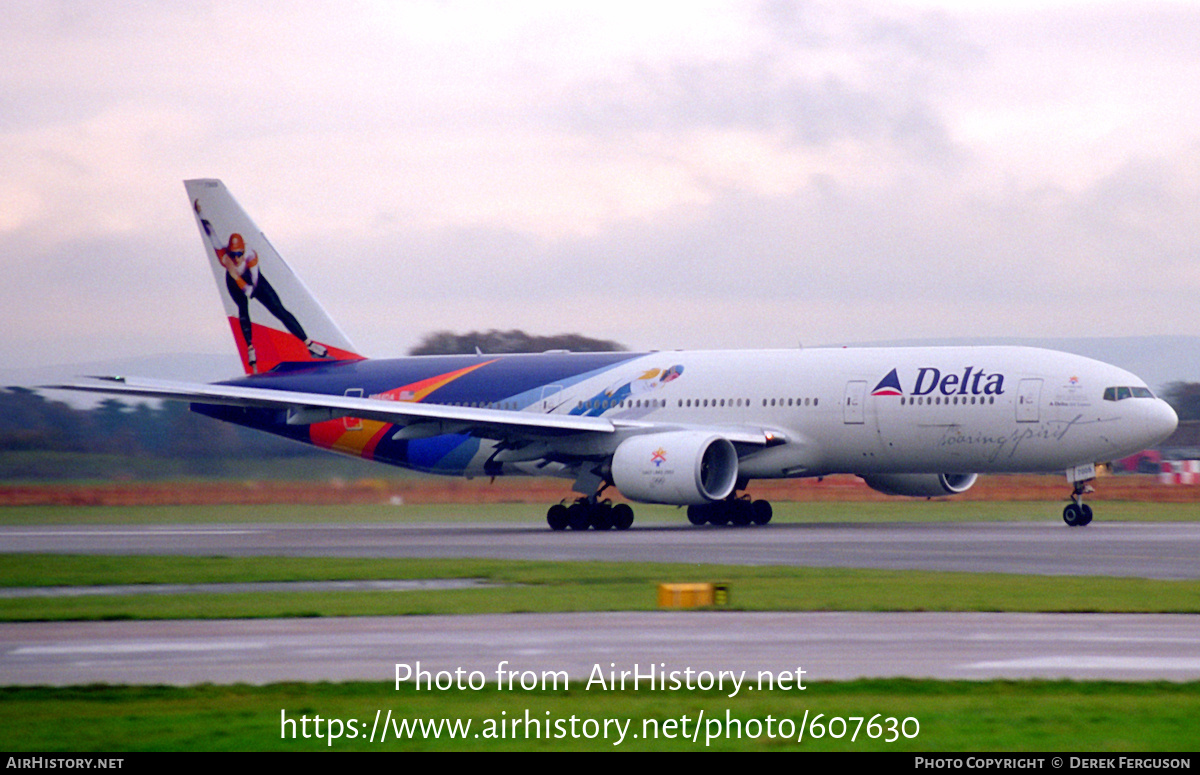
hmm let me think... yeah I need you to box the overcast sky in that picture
[5,0,1199,372]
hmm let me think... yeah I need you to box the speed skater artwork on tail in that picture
[187,180,363,374]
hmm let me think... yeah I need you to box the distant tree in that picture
[1162,382,1200,422]
[408,329,626,355]
[1,386,330,467]
[0,387,90,452]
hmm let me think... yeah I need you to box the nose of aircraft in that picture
[1151,398,1180,444]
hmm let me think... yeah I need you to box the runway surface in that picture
[3,520,1199,578]
[4,612,1199,686]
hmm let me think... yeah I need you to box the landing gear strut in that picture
[1062,480,1095,527]
[687,494,773,527]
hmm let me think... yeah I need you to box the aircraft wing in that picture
[50,377,777,445]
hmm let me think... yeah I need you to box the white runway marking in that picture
[3,529,261,537]
[12,641,266,655]
[967,656,1200,671]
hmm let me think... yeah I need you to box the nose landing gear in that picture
[1062,481,1095,527]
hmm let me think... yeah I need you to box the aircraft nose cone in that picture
[1150,399,1179,444]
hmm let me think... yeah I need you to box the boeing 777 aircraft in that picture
[57,179,1179,530]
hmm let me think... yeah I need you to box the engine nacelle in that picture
[611,431,738,505]
[860,473,978,498]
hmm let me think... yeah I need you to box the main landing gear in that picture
[1062,480,1095,527]
[544,485,773,531]
[546,497,635,531]
[687,495,773,527]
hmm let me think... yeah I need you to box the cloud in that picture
[1,1,1198,371]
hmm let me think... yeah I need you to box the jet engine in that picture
[860,473,978,498]
[611,431,738,505]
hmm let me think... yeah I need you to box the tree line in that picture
[408,329,625,355]
[1163,382,1200,422]
[0,387,302,460]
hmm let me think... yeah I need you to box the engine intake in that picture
[611,431,738,505]
[861,473,978,498]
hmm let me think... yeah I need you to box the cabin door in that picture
[1016,379,1042,423]
[843,381,867,424]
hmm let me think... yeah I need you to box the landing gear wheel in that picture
[687,505,709,526]
[1063,479,1095,527]
[589,502,614,530]
[567,502,591,530]
[751,499,773,525]
[546,504,569,531]
[730,499,753,526]
[707,504,731,526]
[612,503,634,530]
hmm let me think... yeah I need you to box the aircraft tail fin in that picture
[184,179,365,375]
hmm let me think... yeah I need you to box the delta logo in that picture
[871,367,1006,397]
[651,448,667,467]
[870,369,904,396]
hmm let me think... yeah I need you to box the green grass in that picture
[2,499,1197,526]
[0,502,543,525]
[1,680,1196,751]
[3,555,1200,621]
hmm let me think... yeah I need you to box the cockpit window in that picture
[1104,386,1155,401]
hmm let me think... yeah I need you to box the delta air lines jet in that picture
[57,180,1179,530]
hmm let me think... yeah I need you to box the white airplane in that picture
[57,179,1180,530]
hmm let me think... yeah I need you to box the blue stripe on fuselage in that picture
[220,352,643,405]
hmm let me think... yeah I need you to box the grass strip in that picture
[0,679,1196,751]
[3,555,1200,620]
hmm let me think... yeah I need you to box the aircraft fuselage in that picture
[194,345,1178,483]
